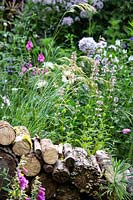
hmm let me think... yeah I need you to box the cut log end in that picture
[12,140,31,156]
[0,121,16,145]
[22,154,41,176]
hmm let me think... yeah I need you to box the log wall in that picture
[0,121,132,200]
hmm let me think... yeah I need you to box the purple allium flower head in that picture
[78,37,97,56]
[62,16,74,26]
[25,198,30,200]
[26,40,33,51]
[122,128,131,134]
[129,37,133,41]
[92,0,104,10]
[17,169,29,190]
[38,53,45,62]
[37,186,45,200]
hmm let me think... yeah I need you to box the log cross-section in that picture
[12,126,32,156]
[40,139,58,165]
[0,121,16,145]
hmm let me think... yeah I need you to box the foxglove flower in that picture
[17,169,29,191]
[38,53,45,62]
[26,40,33,51]
[37,187,45,200]
[122,128,131,134]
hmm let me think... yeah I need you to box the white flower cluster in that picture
[1,96,10,108]
[79,37,107,57]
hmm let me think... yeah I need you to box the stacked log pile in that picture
[0,121,132,200]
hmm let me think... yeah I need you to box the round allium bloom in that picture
[122,128,131,134]
[26,40,33,51]
[62,16,74,26]
[38,53,45,62]
[80,11,88,18]
[37,186,45,200]
[78,37,97,56]
[92,0,104,10]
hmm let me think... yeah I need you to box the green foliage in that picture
[100,159,131,200]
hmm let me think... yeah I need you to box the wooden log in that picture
[64,143,75,168]
[38,173,57,199]
[95,150,114,183]
[12,126,32,156]
[43,163,54,174]
[73,147,88,159]
[32,137,41,155]
[21,153,41,176]
[56,184,80,200]
[71,155,102,198]
[52,160,70,183]
[90,155,101,174]
[0,146,17,177]
[0,121,16,145]
[0,146,17,200]
[40,139,58,165]
[55,143,64,158]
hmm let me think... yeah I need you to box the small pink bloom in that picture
[33,69,37,76]
[17,169,29,191]
[45,68,49,73]
[122,128,131,134]
[23,167,28,174]
[28,63,32,68]
[21,66,27,73]
[26,40,33,51]
[38,53,45,63]
[25,197,30,200]
[41,69,45,74]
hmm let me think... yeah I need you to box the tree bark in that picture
[52,160,70,183]
[64,143,75,168]
[43,163,54,174]
[56,184,80,200]
[39,173,57,199]
[95,150,114,183]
